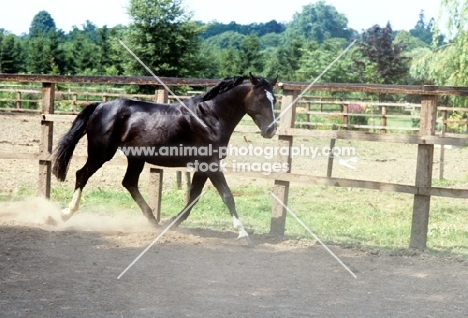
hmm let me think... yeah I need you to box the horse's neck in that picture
[212,85,250,143]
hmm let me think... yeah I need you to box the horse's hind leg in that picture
[122,158,158,226]
[61,157,106,221]
[62,138,117,221]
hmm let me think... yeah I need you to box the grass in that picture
[6,182,467,259]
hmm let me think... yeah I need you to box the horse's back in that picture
[87,98,191,146]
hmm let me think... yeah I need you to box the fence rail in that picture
[3,81,468,134]
[2,74,468,250]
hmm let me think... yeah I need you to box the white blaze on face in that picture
[265,89,275,121]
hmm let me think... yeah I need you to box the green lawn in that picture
[8,182,467,259]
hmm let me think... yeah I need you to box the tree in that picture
[203,31,245,50]
[260,20,286,35]
[218,47,242,78]
[356,23,410,84]
[0,31,4,72]
[97,26,112,74]
[201,20,285,39]
[27,36,45,73]
[260,33,284,49]
[42,28,66,74]
[394,30,429,52]
[409,10,444,46]
[124,0,205,78]
[25,10,63,74]
[298,39,359,83]
[0,34,21,73]
[81,20,98,43]
[286,1,352,43]
[29,11,56,37]
[264,37,303,81]
[238,33,264,74]
[72,31,98,74]
[411,1,468,92]
[104,25,127,76]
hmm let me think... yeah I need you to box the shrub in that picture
[348,103,368,126]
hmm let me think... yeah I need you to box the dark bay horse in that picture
[52,73,277,239]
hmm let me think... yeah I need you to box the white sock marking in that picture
[232,216,249,239]
[64,188,82,216]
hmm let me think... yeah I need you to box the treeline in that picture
[0,14,125,76]
[200,20,286,39]
[0,0,442,87]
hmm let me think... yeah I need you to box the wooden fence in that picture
[2,74,468,251]
[4,85,468,134]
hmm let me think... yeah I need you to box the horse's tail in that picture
[52,102,100,181]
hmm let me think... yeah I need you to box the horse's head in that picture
[244,73,278,139]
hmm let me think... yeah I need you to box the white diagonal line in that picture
[117,191,205,279]
[118,39,207,128]
[334,153,357,170]
[269,40,356,128]
[269,191,357,279]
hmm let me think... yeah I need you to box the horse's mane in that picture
[201,76,249,101]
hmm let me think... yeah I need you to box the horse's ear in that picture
[248,72,259,85]
[270,76,278,87]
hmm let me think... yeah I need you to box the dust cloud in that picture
[0,197,156,233]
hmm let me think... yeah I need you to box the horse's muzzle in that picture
[261,125,277,139]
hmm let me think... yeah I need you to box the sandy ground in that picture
[1,114,468,317]
[1,198,467,317]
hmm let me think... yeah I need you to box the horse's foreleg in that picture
[208,171,249,240]
[232,215,249,239]
[171,171,208,227]
[122,159,158,226]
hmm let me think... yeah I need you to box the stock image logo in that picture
[117,143,357,174]
[186,160,289,175]
[118,143,356,159]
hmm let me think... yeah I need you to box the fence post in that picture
[270,88,297,235]
[154,85,168,103]
[72,93,77,113]
[342,103,348,130]
[176,171,182,189]
[410,90,438,250]
[439,110,448,180]
[327,125,338,177]
[381,105,387,133]
[149,168,163,223]
[148,86,171,217]
[16,91,21,110]
[176,171,191,203]
[154,85,189,200]
[38,82,55,198]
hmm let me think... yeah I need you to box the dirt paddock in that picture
[0,198,467,317]
[1,113,468,317]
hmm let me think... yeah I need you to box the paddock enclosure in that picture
[1,74,468,316]
[2,74,468,248]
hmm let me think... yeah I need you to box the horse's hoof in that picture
[164,217,181,230]
[237,230,253,246]
[149,219,160,228]
[237,235,253,246]
[61,211,72,222]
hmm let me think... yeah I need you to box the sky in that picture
[0,0,442,36]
